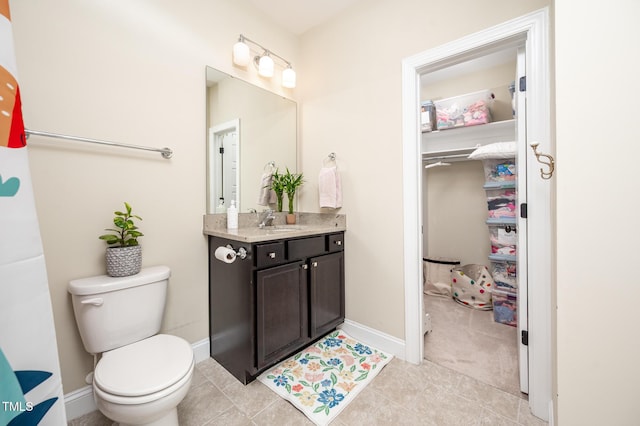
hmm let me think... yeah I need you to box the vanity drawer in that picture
[287,236,326,261]
[327,233,344,252]
[255,242,285,268]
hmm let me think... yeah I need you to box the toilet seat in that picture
[94,334,194,404]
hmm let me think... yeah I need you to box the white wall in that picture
[10,0,299,393]
[424,161,490,266]
[555,0,640,423]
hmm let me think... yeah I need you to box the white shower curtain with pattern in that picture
[0,1,66,424]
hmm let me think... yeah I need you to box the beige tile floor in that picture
[69,330,547,426]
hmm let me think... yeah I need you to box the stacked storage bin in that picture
[483,158,518,326]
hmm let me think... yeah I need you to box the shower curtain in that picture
[0,1,67,424]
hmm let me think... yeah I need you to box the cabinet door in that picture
[310,252,345,339]
[255,261,309,370]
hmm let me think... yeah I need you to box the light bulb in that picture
[282,67,296,88]
[258,55,274,77]
[233,40,250,66]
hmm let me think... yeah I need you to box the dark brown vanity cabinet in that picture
[309,251,345,339]
[255,260,308,370]
[209,232,345,384]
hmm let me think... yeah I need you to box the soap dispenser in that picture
[226,200,238,229]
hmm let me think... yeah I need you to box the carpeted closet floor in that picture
[423,293,522,397]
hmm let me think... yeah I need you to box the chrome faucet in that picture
[258,209,276,228]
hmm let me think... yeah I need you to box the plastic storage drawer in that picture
[491,261,517,289]
[483,158,516,182]
[489,224,517,259]
[435,89,494,130]
[492,287,517,327]
[486,188,517,219]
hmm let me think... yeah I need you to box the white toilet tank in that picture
[68,265,171,354]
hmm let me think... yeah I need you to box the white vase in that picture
[105,245,142,277]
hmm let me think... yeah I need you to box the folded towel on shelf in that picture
[318,166,342,209]
[257,172,276,206]
[468,141,516,160]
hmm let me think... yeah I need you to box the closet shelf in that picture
[421,119,515,155]
[483,181,516,190]
[489,254,517,262]
[486,217,517,225]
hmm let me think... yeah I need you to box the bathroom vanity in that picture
[203,213,346,384]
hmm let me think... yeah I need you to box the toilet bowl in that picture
[68,266,194,426]
[93,334,194,426]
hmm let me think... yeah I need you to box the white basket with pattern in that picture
[451,264,493,310]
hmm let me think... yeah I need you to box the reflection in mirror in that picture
[206,67,297,214]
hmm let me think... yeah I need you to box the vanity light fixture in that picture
[232,37,251,66]
[232,34,296,88]
[282,65,296,89]
[258,52,274,77]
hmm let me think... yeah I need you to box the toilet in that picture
[68,265,194,426]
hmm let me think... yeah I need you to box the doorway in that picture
[421,46,526,398]
[401,8,552,421]
[208,119,240,213]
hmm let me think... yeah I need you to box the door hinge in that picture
[519,76,526,92]
[520,203,527,218]
[219,147,225,154]
[522,330,529,346]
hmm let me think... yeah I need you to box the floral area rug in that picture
[257,330,393,425]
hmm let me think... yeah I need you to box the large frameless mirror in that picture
[206,66,297,213]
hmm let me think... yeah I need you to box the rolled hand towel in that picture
[257,172,276,206]
[318,166,342,208]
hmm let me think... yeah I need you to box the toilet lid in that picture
[94,334,193,397]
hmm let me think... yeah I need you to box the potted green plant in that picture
[269,169,286,212]
[99,202,144,277]
[282,168,304,224]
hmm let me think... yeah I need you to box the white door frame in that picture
[401,8,552,420]
[515,46,529,394]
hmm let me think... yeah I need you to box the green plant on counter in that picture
[282,168,304,214]
[98,202,144,247]
[270,169,285,212]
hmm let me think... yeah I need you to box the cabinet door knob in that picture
[335,240,342,246]
[302,264,308,270]
[268,252,276,259]
[312,262,318,268]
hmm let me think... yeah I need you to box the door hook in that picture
[530,143,555,180]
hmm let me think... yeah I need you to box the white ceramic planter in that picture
[106,245,142,277]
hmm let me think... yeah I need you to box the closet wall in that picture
[424,162,488,265]
[421,58,517,265]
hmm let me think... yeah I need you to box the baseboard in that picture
[64,385,95,421]
[191,336,210,363]
[338,319,406,359]
[64,337,211,421]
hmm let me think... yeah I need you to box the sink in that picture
[265,225,306,232]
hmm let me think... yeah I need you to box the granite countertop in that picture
[203,212,346,243]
